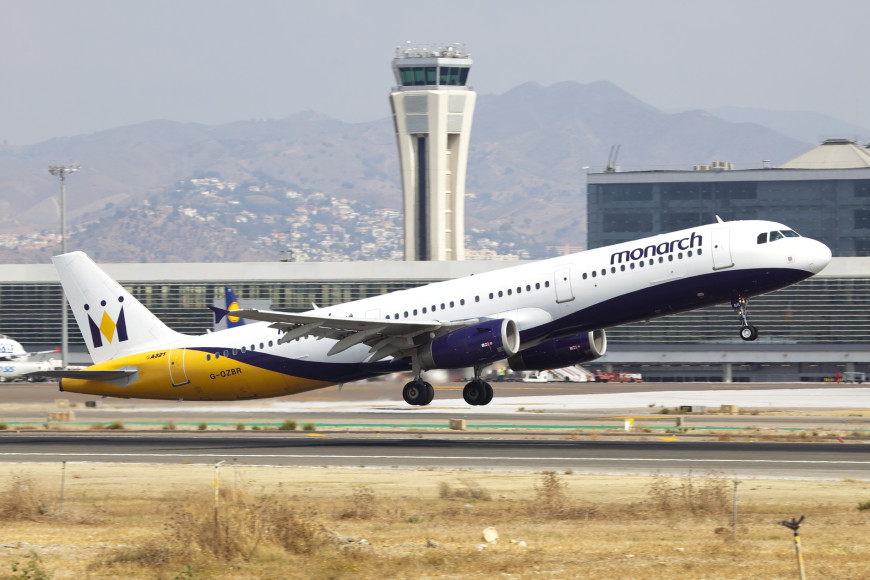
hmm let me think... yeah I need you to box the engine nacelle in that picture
[419,318,520,370]
[507,329,607,372]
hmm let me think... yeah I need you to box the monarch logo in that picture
[610,231,703,265]
[227,301,240,323]
[84,296,128,348]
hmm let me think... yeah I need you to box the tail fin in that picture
[52,252,184,364]
[224,286,245,328]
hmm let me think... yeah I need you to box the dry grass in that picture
[0,464,868,579]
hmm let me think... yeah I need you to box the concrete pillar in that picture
[722,362,732,383]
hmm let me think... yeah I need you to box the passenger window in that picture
[206,354,211,361]
[601,269,606,276]
[592,271,597,278]
[526,285,531,292]
[658,257,663,263]
[422,307,427,314]
[583,273,588,279]
[460,299,465,306]
[488,293,494,299]
[498,290,503,297]
[698,248,703,255]
[620,265,626,271]
[757,232,767,244]
[545,281,550,287]
[507,289,512,296]
[535,283,541,290]
[668,255,674,261]
[687,251,693,257]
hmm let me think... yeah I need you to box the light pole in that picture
[48,164,80,369]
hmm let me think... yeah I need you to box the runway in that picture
[0,432,868,480]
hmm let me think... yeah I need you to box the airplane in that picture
[41,219,831,406]
[223,287,245,329]
[0,335,60,381]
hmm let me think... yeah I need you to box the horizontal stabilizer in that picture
[34,368,139,383]
[208,305,229,324]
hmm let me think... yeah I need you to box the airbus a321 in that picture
[44,219,831,406]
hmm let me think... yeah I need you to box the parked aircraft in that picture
[0,335,60,381]
[41,219,830,405]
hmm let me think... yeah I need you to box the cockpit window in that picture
[769,231,784,242]
[757,232,767,244]
[782,229,800,238]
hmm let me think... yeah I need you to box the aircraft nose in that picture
[805,239,832,274]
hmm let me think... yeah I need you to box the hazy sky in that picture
[2,0,867,145]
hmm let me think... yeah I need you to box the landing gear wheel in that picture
[481,382,494,405]
[463,379,493,406]
[740,325,759,341]
[403,380,435,406]
[421,382,435,406]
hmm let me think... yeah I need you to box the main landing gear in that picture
[463,364,494,406]
[402,379,434,406]
[732,294,759,341]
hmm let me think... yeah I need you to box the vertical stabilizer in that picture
[224,286,245,329]
[52,252,185,364]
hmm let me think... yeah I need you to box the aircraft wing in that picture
[226,307,476,361]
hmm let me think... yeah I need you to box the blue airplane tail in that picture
[225,286,245,328]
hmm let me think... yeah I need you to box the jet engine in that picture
[507,329,607,371]
[419,318,520,369]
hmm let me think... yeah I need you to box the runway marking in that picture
[0,452,868,465]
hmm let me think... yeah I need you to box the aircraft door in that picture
[711,228,734,270]
[554,267,575,304]
[168,348,190,386]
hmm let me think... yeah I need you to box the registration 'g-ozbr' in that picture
[45,219,831,406]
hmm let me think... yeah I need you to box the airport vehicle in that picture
[0,335,60,381]
[593,371,643,383]
[42,219,830,406]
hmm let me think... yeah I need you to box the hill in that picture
[0,81,808,262]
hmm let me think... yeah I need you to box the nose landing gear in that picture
[733,294,759,341]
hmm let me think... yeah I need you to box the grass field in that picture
[1,463,868,579]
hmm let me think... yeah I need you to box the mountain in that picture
[0,81,810,262]
[704,106,870,146]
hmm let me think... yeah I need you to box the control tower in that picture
[390,43,476,261]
